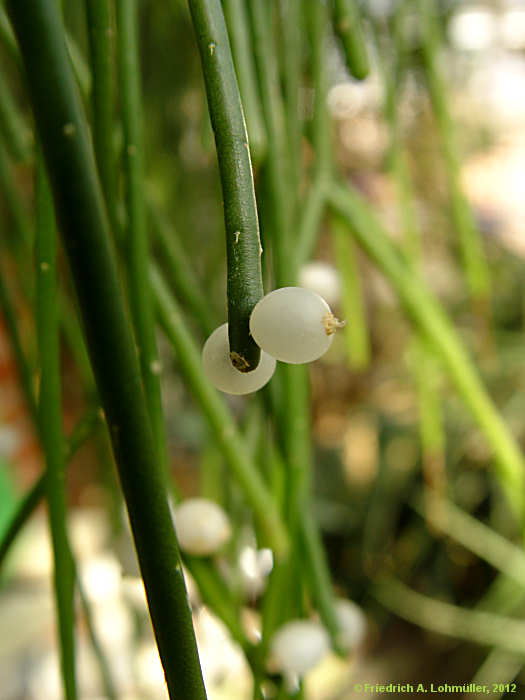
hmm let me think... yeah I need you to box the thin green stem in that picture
[412,489,525,590]
[332,0,370,80]
[278,0,302,206]
[116,0,168,475]
[36,153,77,700]
[222,0,267,163]
[373,577,525,655]
[150,201,216,336]
[248,0,293,287]
[85,0,119,237]
[327,182,525,523]
[7,2,207,696]
[417,0,490,305]
[152,266,289,559]
[296,176,326,267]
[188,0,263,372]
[0,70,31,161]
[332,216,370,369]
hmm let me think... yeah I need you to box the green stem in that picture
[374,577,525,655]
[116,0,168,474]
[7,3,207,696]
[248,0,293,287]
[332,0,370,80]
[85,0,119,236]
[188,0,263,372]
[150,201,216,336]
[412,489,525,590]
[327,182,525,523]
[332,215,370,369]
[152,266,289,559]
[0,70,31,161]
[417,0,490,304]
[222,0,267,163]
[36,153,77,700]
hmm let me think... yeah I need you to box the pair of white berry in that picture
[202,286,344,395]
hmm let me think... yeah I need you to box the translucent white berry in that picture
[335,599,367,651]
[299,262,341,307]
[249,287,344,364]
[202,323,276,395]
[269,619,330,677]
[173,498,231,556]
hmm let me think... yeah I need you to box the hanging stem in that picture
[332,0,370,80]
[187,0,263,372]
[6,2,207,696]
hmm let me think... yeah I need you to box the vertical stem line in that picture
[85,0,119,237]
[116,0,168,474]
[187,0,263,372]
[35,153,77,700]
[332,0,370,80]
[7,2,207,696]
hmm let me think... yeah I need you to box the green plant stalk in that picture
[36,154,77,700]
[7,3,207,697]
[278,0,302,205]
[188,0,263,372]
[296,175,326,267]
[85,0,119,237]
[332,216,370,369]
[332,0,369,80]
[373,577,525,655]
[0,407,102,569]
[412,489,525,589]
[0,143,33,255]
[150,201,216,336]
[222,0,267,163]
[307,0,331,182]
[0,70,31,161]
[0,264,38,421]
[0,7,20,66]
[328,182,525,523]
[417,0,490,304]
[152,266,289,558]
[116,0,168,475]
[379,16,445,490]
[248,0,293,287]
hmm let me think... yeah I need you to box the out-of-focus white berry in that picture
[173,498,231,556]
[269,620,330,677]
[202,323,276,395]
[249,287,344,364]
[299,262,341,307]
[335,599,367,651]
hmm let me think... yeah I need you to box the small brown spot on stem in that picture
[230,351,251,372]
[208,42,216,55]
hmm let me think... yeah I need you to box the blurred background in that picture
[2,0,525,698]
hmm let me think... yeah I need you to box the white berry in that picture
[173,498,231,556]
[269,619,330,677]
[299,262,341,307]
[335,599,367,651]
[202,323,276,395]
[249,287,344,364]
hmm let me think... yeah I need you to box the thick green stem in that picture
[0,70,31,161]
[222,0,267,163]
[332,0,369,80]
[116,0,168,474]
[188,0,263,372]
[327,182,525,523]
[36,154,77,700]
[6,3,207,696]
